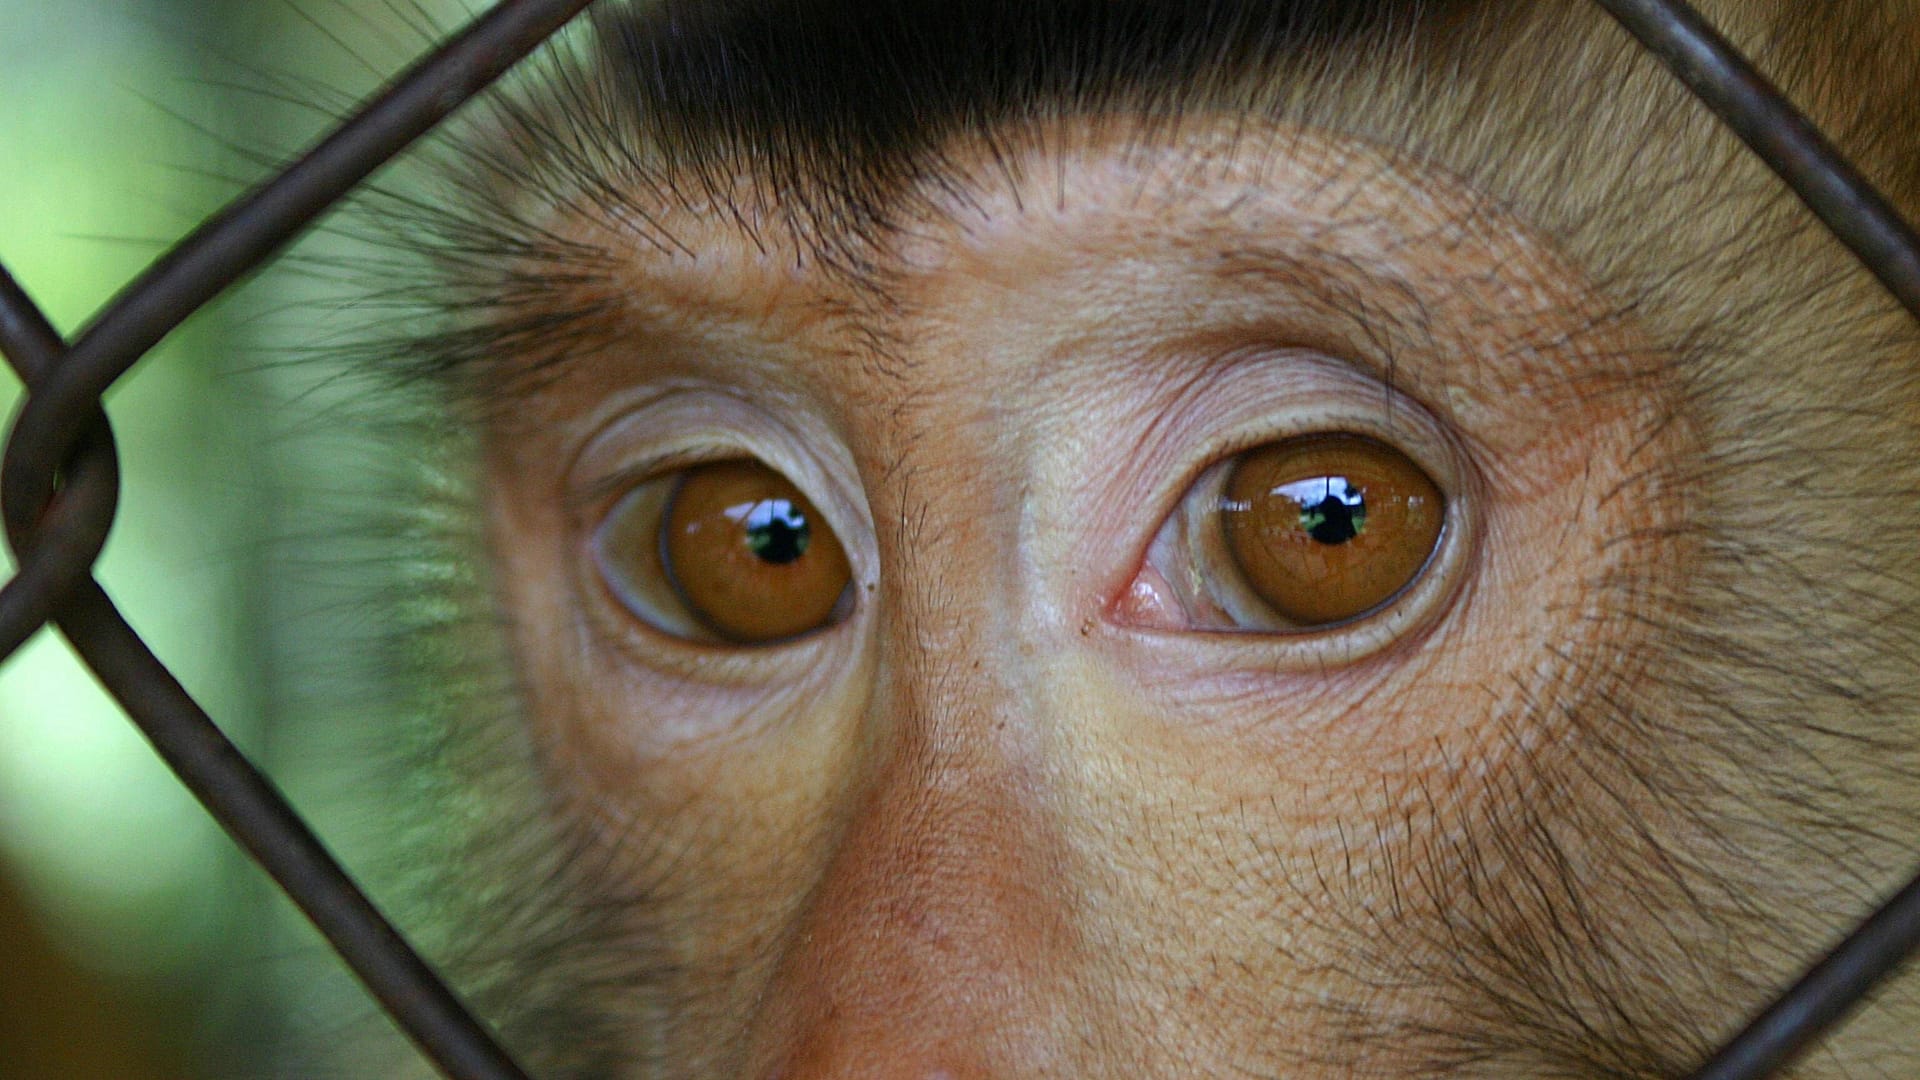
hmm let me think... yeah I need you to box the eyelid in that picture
[564,387,775,512]
[1128,347,1468,539]
[575,446,716,516]
[1101,347,1476,663]
[564,385,868,549]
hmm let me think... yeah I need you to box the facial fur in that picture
[309,1,1920,1077]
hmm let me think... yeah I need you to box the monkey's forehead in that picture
[455,0,1548,285]
[431,0,1901,402]
[478,112,1631,467]
[501,0,1806,275]
[566,115,1555,311]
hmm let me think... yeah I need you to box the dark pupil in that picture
[743,499,811,564]
[1295,477,1367,545]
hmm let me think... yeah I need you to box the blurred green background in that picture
[0,1,474,1075]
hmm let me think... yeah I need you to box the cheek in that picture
[1039,415,1697,1069]
[481,455,872,923]
[1056,314,1697,1061]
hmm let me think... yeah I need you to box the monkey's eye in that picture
[1221,435,1444,625]
[592,460,854,645]
[1135,434,1445,631]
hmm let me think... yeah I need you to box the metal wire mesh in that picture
[0,1,1915,1077]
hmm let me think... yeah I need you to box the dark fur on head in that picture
[284,1,1920,1076]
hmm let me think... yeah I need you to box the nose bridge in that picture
[745,329,1081,1076]
[759,607,1075,1079]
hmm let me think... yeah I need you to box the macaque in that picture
[294,0,1920,1076]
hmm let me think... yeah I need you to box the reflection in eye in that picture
[593,460,853,645]
[1220,435,1444,626]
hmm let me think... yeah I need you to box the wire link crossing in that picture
[0,1,595,1077]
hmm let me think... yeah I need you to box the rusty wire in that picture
[0,1,1917,1078]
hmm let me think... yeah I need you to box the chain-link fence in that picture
[0,1,1916,1077]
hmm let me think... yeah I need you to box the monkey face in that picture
[473,117,1724,1075]
[335,1,1920,1076]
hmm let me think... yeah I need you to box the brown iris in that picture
[1221,435,1443,626]
[661,460,852,643]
